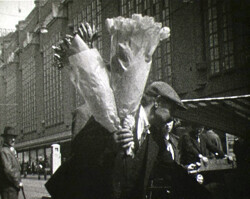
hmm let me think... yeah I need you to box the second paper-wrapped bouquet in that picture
[106,14,170,155]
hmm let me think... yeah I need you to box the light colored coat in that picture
[0,144,21,191]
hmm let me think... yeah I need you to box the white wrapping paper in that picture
[106,14,170,156]
[106,14,170,121]
[69,47,120,133]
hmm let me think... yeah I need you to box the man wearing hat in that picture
[112,81,187,199]
[46,80,210,199]
[0,126,22,199]
[113,81,210,199]
[46,23,208,199]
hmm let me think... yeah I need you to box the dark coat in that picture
[178,132,201,166]
[46,117,161,199]
[0,144,21,195]
[46,118,210,199]
[199,132,224,158]
[46,117,116,199]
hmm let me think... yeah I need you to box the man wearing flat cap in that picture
[0,126,22,199]
[114,81,209,199]
[46,81,209,199]
[113,81,188,199]
[46,82,211,199]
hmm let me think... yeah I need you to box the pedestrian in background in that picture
[199,127,225,159]
[37,159,44,180]
[205,129,224,157]
[0,126,23,199]
[178,123,208,167]
[43,158,49,180]
[21,162,28,178]
[31,162,35,175]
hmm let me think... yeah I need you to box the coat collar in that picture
[3,143,11,148]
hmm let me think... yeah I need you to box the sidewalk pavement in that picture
[19,175,51,199]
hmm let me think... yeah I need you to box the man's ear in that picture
[154,95,161,109]
[154,101,159,109]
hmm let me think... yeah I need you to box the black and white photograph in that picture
[0,0,249,199]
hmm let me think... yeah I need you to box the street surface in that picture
[19,175,51,199]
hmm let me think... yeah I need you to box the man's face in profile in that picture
[152,97,173,128]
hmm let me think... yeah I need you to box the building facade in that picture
[0,0,249,167]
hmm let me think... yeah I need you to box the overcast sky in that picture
[0,0,35,30]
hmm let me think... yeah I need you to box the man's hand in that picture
[187,163,196,170]
[202,156,208,163]
[77,22,98,48]
[113,128,134,150]
[53,34,74,68]
[199,154,208,163]
[53,22,97,68]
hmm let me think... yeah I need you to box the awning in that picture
[15,130,72,150]
[174,94,250,138]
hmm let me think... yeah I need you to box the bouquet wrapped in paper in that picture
[106,14,170,121]
[106,14,170,155]
[68,35,120,132]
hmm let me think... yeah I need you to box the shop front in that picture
[16,130,72,175]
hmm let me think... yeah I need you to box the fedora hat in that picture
[1,126,18,137]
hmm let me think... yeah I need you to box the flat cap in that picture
[145,81,186,110]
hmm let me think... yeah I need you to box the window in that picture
[221,3,234,70]
[17,152,23,163]
[45,147,52,166]
[0,78,6,135]
[207,0,234,74]
[30,150,37,164]
[121,0,128,16]
[151,0,161,81]
[43,33,64,127]
[119,0,172,84]
[144,0,151,15]
[37,148,44,160]
[157,0,172,84]
[135,0,143,13]
[153,47,162,80]
[207,0,220,74]
[73,0,102,54]
[128,0,134,16]
[6,70,17,127]
[120,0,143,17]
[22,58,36,133]
[23,151,29,162]
[73,0,102,107]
